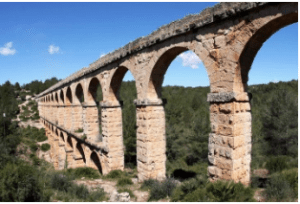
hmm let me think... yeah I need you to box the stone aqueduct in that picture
[35,2,297,185]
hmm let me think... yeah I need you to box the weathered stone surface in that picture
[36,2,297,185]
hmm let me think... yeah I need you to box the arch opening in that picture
[75,83,84,104]
[238,14,298,171]
[143,47,210,181]
[66,87,73,105]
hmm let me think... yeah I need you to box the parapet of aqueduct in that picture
[35,2,297,185]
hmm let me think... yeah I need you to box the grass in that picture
[64,167,101,179]
[75,128,84,133]
[140,178,177,201]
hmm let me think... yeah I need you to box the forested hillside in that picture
[0,79,297,201]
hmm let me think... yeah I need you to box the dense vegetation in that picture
[0,79,297,201]
[21,77,60,95]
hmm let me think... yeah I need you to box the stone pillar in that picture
[101,103,124,171]
[135,99,166,181]
[65,135,75,169]
[49,105,53,123]
[207,92,252,185]
[58,135,66,170]
[58,105,64,127]
[52,136,59,169]
[64,105,73,131]
[82,104,101,143]
[72,105,83,132]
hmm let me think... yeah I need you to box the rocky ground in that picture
[74,178,150,202]
[13,99,43,129]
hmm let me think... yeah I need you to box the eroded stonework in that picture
[35,2,298,185]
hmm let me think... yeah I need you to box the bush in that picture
[67,184,89,200]
[66,167,101,179]
[41,143,50,152]
[0,163,44,201]
[30,154,40,166]
[117,177,133,187]
[29,143,39,152]
[206,180,255,202]
[281,168,298,197]
[142,178,177,201]
[105,170,126,179]
[75,128,83,133]
[265,173,293,201]
[50,172,72,192]
[87,187,107,201]
[171,176,208,202]
[266,156,288,173]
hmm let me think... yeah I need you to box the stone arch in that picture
[55,92,59,104]
[237,8,298,92]
[65,87,73,105]
[87,77,102,105]
[107,66,133,102]
[146,46,207,100]
[75,83,84,104]
[59,89,65,104]
[90,151,102,174]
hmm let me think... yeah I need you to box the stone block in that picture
[215,157,232,170]
[218,124,233,136]
[219,102,234,113]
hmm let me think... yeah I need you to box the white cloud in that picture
[100,53,106,58]
[178,51,201,69]
[48,44,60,54]
[0,42,16,56]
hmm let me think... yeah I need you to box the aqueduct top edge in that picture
[35,2,270,99]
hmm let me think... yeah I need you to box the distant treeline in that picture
[21,77,60,95]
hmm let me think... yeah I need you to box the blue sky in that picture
[0,2,298,87]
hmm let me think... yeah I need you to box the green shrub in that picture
[265,173,294,201]
[142,178,177,201]
[29,154,40,166]
[281,168,298,197]
[117,177,133,187]
[140,179,158,190]
[67,184,89,200]
[266,156,288,173]
[29,143,38,152]
[206,180,255,202]
[171,176,208,202]
[105,170,125,179]
[41,143,50,152]
[50,172,72,192]
[66,167,101,179]
[0,163,43,201]
[87,187,107,201]
[75,128,83,133]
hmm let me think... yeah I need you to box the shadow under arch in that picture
[238,12,298,91]
[59,89,64,104]
[76,142,86,163]
[87,77,103,105]
[66,87,73,105]
[90,152,102,174]
[107,66,135,102]
[75,83,84,104]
